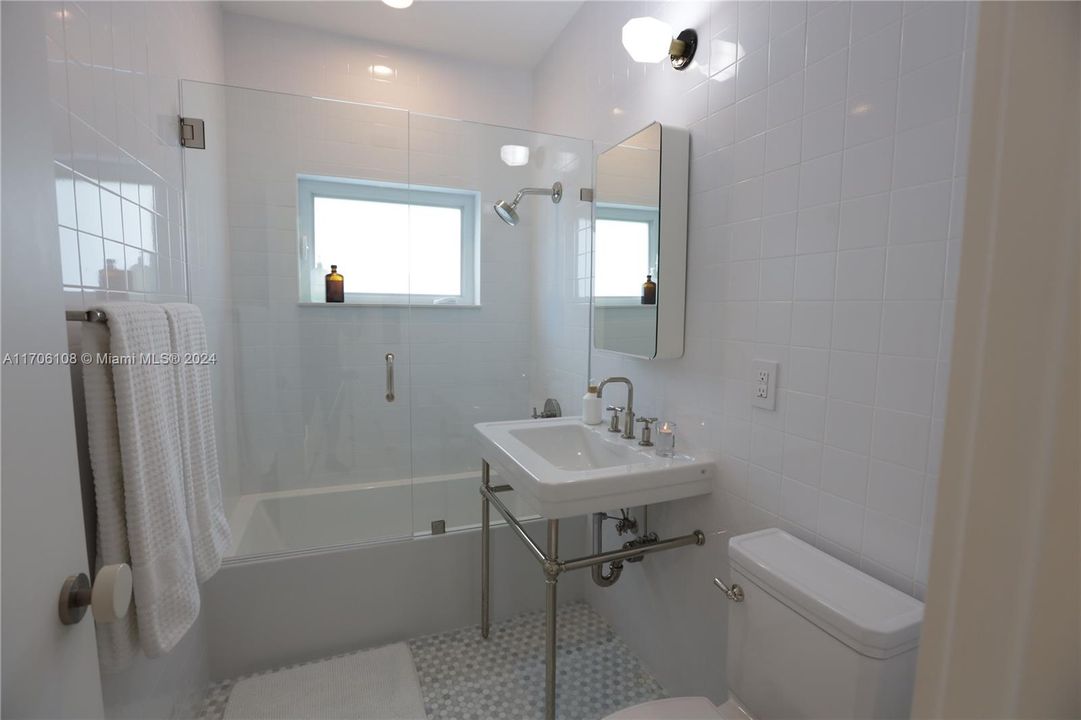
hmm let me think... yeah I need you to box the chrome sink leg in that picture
[481,461,491,640]
[480,477,704,720]
[545,518,559,720]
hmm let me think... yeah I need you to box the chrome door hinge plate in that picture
[179,116,205,149]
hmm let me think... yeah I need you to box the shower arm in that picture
[510,182,563,206]
[512,187,553,204]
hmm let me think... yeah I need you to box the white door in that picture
[1,3,105,717]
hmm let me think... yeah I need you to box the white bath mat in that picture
[223,642,427,720]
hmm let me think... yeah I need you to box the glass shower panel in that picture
[406,114,594,534]
[181,81,593,556]
[180,81,415,558]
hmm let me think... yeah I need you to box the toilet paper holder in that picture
[58,563,133,626]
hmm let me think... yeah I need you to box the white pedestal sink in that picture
[475,417,714,519]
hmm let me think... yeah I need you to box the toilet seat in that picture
[603,697,721,719]
[603,694,754,720]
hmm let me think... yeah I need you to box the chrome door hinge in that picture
[179,116,205,149]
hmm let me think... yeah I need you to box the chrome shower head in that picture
[493,182,562,226]
[494,199,520,226]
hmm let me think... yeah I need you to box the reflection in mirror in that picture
[593,122,661,357]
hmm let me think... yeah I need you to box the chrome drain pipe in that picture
[591,513,624,587]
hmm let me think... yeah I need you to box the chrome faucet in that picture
[597,377,635,439]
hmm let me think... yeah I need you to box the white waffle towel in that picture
[81,320,139,670]
[86,303,200,660]
[162,303,232,582]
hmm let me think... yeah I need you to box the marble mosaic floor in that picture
[199,602,665,720]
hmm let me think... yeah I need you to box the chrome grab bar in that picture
[385,353,395,402]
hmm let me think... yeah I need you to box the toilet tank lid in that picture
[728,529,924,658]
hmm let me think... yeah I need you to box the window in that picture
[298,177,479,305]
[593,204,659,304]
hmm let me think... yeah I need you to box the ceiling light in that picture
[381,0,413,8]
[621,17,698,70]
[369,64,396,80]
[500,145,530,167]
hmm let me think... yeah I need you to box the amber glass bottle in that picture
[641,274,657,305]
[325,265,344,303]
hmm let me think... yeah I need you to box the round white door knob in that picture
[91,563,132,624]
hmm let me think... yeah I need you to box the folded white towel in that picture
[162,303,232,582]
[81,321,139,670]
[95,303,200,658]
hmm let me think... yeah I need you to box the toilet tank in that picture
[726,529,924,720]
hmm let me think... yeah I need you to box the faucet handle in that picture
[605,405,624,433]
[636,417,659,446]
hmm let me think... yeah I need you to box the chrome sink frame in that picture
[479,460,705,720]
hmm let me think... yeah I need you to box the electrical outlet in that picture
[751,360,778,410]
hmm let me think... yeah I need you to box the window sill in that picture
[297,302,482,309]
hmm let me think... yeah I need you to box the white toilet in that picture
[605,528,925,720]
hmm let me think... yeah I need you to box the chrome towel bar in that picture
[66,309,107,323]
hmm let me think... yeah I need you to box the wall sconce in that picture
[382,0,413,8]
[500,145,530,167]
[621,17,698,70]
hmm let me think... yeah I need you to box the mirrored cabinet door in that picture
[592,122,688,360]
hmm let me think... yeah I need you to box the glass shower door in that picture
[181,80,593,555]
[180,80,417,558]
[405,113,594,535]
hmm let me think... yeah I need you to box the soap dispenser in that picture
[582,383,602,425]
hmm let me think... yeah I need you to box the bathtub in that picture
[206,470,587,679]
[226,470,539,560]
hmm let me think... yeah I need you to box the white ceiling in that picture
[223,1,584,69]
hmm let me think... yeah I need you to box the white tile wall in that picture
[42,2,227,717]
[49,1,193,308]
[220,12,535,131]
[533,0,977,701]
